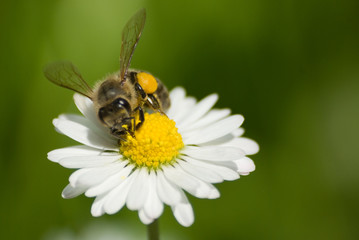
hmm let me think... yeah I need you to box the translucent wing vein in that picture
[119,8,146,81]
[44,61,93,99]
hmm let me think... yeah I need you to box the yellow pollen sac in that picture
[120,112,184,169]
[137,72,158,94]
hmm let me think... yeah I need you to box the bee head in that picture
[98,97,133,139]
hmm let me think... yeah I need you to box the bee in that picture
[44,9,170,141]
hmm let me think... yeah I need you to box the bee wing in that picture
[119,8,146,81]
[44,61,93,99]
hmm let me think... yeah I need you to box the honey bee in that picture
[44,9,170,141]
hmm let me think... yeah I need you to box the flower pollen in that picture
[120,112,184,169]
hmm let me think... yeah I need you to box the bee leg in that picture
[130,117,136,137]
[135,82,147,100]
[122,117,136,138]
[147,94,167,116]
[135,106,145,129]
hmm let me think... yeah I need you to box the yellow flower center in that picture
[120,112,184,169]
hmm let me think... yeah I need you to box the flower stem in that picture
[147,219,159,240]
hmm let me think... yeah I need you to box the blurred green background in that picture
[1,0,359,239]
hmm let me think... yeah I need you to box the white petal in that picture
[163,165,199,193]
[58,113,88,124]
[198,128,245,148]
[58,114,114,141]
[214,160,239,171]
[73,94,110,134]
[182,156,239,181]
[73,93,94,117]
[197,133,236,147]
[170,87,186,98]
[210,186,221,199]
[163,164,219,199]
[171,97,196,123]
[103,170,137,214]
[61,184,86,199]
[59,155,119,169]
[202,133,237,147]
[143,171,164,219]
[126,168,150,210]
[235,138,260,155]
[184,115,244,145]
[156,170,182,206]
[171,191,194,227]
[70,162,125,188]
[234,157,256,175]
[182,146,244,161]
[239,172,250,176]
[181,108,231,133]
[177,94,218,128]
[178,160,223,183]
[48,145,103,163]
[197,181,220,199]
[205,136,259,155]
[233,128,245,137]
[91,194,107,217]
[167,87,186,118]
[138,209,154,225]
[53,117,118,150]
[85,163,133,197]
[78,163,125,187]
[69,168,92,187]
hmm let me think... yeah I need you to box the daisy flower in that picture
[48,87,259,227]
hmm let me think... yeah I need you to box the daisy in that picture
[48,87,259,227]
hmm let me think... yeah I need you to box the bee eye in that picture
[113,98,126,108]
[112,98,131,113]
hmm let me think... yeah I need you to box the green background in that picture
[1,0,359,239]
